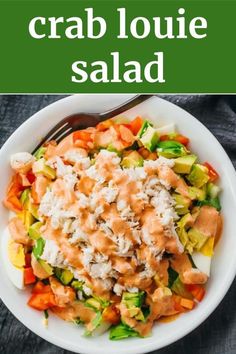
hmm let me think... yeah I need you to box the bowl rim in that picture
[0,94,236,354]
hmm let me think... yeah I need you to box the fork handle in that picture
[100,94,153,120]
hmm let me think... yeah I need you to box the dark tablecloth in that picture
[0,95,235,354]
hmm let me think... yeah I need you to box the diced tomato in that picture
[172,295,184,313]
[28,293,56,311]
[3,174,24,212]
[119,125,135,143]
[24,267,36,285]
[3,196,22,213]
[96,119,114,132]
[127,117,143,135]
[186,284,206,302]
[102,304,120,325]
[159,135,169,142]
[74,139,89,149]
[25,253,31,268]
[32,281,52,294]
[180,298,195,310]
[138,147,150,159]
[110,294,121,303]
[147,152,158,160]
[26,171,36,184]
[203,162,219,182]
[174,135,189,146]
[112,124,121,138]
[159,134,189,146]
[7,174,24,197]
[73,130,93,143]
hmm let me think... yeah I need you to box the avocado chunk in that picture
[33,146,47,160]
[171,276,193,299]
[121,291,145,322]
[187,227,208,251]
[86,298,102,311]
[127,307,145,321]
[106,145,122,157]
[38,259,53,276]
[187,164,209,188]
[33,158,56,180]
[71,280,84,291]
[121,151,143,168]
[55,268,74,285]
[139,125,159,152]
[122,291,145,308]
[60,269,74,285]
[157,140,187,158]
[20,189,40,219]
[29,221,43,240]
[188,186,206,201]
[173,193,191,215]
[20,189,31,208]
[173,155,197,174]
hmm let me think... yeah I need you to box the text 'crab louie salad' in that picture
[3,116,222,340]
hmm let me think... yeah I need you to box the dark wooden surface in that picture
[0,95,235,354]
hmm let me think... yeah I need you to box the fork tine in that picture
[55,126,74,143]
[32,120,71,154]
[42,121,69,143]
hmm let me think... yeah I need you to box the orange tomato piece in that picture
[28,293,56,311]
[32,281,52,294]
[24,267,36,285]
[180,298,195,310]
[174,134,189,146]
[73,130,93,143]
[25,253,32,268]
[96,119,114,132]
[102,304,120,325]
[203,162,219,182]
[186,284,206,302]
[128,116,143,135]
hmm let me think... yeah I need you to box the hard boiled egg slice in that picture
[192,236,214,277]
[191,252,211,276]
[1,227,25,289]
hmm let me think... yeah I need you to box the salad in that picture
[3,116,222,340]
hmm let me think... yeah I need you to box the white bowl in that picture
[0,94,236,354]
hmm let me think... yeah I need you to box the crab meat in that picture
[10,152,35,173]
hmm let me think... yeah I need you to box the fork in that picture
[32,94,153,153]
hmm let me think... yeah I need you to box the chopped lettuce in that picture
[168,267,179,288]
[137,120,152,138]
[33,238,45,259]
[157,140,187,158]
[84,311,103,336]
[197,196,221,211]
[207,182,221,199]
[109,323,140,340]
